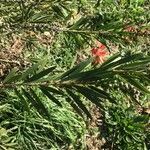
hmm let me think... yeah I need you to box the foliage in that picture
[102,104,149,150]
[1,52,149,118]
[0,0,150,149]
[0,91,86,149]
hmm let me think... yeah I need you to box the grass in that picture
[0,91,86,149]
[0,0,150,149]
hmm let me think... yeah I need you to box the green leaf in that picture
[22,88,39,111]
[30,88,49,117]
[23,1,40,21]
[14,89,30,112]
[3,68,18,83]
[52,5,65,18]
[116,59,150,70]
[120,74,150,93]
[21,63,39,81]
[36,56,49,73]
[41,86,64,95]
[64,70,114,82]
[74,86,102,107]
[31,13,50,22]
[66,88,92,118]
[133,115,149,123]
[60,58,93,80]
[100,53,144,71]
[89,86,116,103]
[65,97,84,118]
[100,52,120,68]
[70,17,88,29]
[21,58,48,81]
[40,86,62,107]
[27,66,56,82]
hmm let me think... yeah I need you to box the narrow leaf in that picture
[14,89,30,112]
[40,86,62,107]
[100,52,120,68]
[89,86,116,103]
[21,58,48,81]
[30,88,49,117]
[41,86,63,95]
[65,97,84,118]
[120,75,150,93]
[116,59,150,70]
[21,63,39,81]
[3,68,18,83]
[100,53,144,71]
[70,17,87,29]
[27,66,56,82]
[74,86,102,107]
[22,88,39,111]
[66,88,92,118]
[60,58,93,80]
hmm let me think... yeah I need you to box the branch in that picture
[1,23,149,36]
[0,80,77,89]
[0,81,57,88]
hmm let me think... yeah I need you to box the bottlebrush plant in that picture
[0,0,150,149]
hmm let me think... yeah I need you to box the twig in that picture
[0,80,80,89]
[1,23,150,36]
[0,81,66,88]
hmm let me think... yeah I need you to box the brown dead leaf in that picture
[10,36,24,54]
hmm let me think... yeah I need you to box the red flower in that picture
[91,47,108,56]
[91,41,109,64]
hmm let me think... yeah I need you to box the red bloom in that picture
[91,48,108,56]
[91,41,109,64]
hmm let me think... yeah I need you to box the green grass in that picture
[0,91,86,150]
[0,0,149,149]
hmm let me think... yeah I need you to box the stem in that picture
[0,80,78,89]
[61,28,110,35]
[0,82,58,88]
[1,23,149,36]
